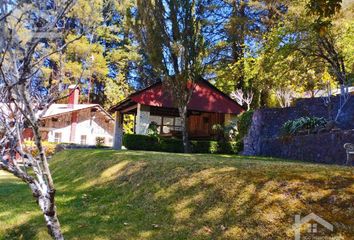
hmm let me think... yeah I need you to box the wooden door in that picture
[188,113,210,137]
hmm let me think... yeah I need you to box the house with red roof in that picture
[24,85,115,146]
[110,80,244,149]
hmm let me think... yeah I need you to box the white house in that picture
[24,86,115,146]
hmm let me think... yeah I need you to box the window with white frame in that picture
[54,132,62,143]
[80,135,87,145]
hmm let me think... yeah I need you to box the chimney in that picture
[68,85,79,107]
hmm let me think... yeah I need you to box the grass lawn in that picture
[0,150,353,240]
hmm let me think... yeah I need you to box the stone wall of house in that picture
[135,104,150,135]
[243,96,354,165]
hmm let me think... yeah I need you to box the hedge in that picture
[160,138,184,152]
[123,134,241,154]
[122,134,159,151]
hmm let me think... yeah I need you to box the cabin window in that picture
[162,117,174,133]
[172,117,182,131]
[80,135,87,145]
[149,116,162,125]
[175,118,182,126]
[149,116,182,134]
[54,132,62,143]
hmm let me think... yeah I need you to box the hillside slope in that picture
[0,150,353,239]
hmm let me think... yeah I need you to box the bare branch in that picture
[230,89,254,110]
[0,1,78,239]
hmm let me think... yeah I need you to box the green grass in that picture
[0,150,353,240]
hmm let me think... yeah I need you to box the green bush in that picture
[212,120,238,142]
[217,141,243,154]
[160,138,184,152]
[147,122,159,137]
[123,134,159,151]
[191,141,216,153]
[123,134,241,154]
[281,116,328,135]
[235,141,244,152]
[236,110,254,140]
[192,140,242,154]
[95,137,106,147]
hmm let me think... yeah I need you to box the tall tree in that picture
[275,0,350,118]
[207,0,287,108]
[44,0,148,107]
[134,0,207,152]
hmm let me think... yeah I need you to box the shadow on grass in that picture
[2,215,44,240]
[0,149,353,239]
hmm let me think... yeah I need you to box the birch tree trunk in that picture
[34,185,63,240]
[32,123,64,239]
[0,1,77,239]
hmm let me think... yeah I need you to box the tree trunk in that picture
[35,190,64,240]
[231,0,246,90]
[179,106,190,153]
[44,207,64,239]
[28,103,64,239]
[46,214,64,240]
[27,179,63,240]
[260,89,270,108]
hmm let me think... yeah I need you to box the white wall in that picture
[48,124,71,143]
[75,118,113,145]
[46,109,114,146]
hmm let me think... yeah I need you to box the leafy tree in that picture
[307,0,342,17]
[335,3,354,82]
[202,0,289,108]
[133,0,208,152]
[249,0,354,109]
[43,0,148,107]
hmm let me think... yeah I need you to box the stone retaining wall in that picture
[243,96,354,165]
[259,130,354,165]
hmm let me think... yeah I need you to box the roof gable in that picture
[41,104,114,120]
[114,80,244,114]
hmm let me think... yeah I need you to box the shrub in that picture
[123,134,159,151]
[233,141,244,153]
[217,141,242,154]
[95,137,106,147]
[281,116,328,135]
[192,140,242,154]
[160,138,184,152]
[211,124,225,141]
[236,110,254,140]
[212,120,238,142]
[191,141,216,153]
[123,134,242,154]
[23,141,56,157]
[147,121,159,137]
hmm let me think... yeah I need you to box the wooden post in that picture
[113,111,123,150]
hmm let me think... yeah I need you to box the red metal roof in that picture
[112,81,244,114]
